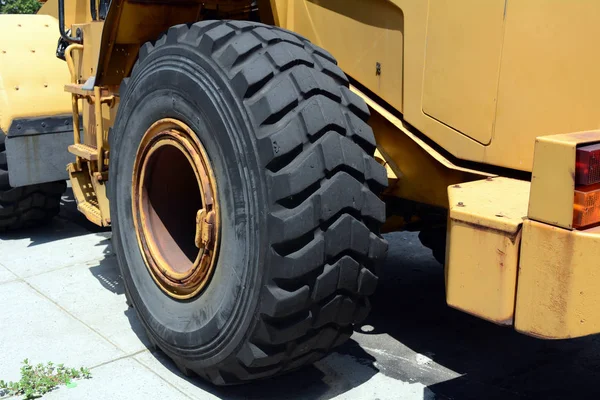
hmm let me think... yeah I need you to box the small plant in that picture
[0,359,91,399]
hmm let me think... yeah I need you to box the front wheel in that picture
[109,20,388,385]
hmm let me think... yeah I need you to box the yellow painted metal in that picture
[373,148,398,186]
[277,0,404,113]
[63,27,117,226]
[273,0,600,172]
[79,22,104,82]
[515,220,600,339]
[0,15,71,133]
[38,0,89,27]
[68,162,103,226]
[528,130,600,230]
[351,85,491,209]
[492,1,600,172]
[95,0,205,86]
[423,0,505,145]
[132,118,220,300]
[91,171,110,226]
[68,143,97,160]
[93,86,103,171]
[67,158,110,226]
[65,44,84,84]
[446,177,530,324]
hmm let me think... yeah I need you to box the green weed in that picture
[0,359,91,399]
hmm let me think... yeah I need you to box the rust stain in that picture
[451,218,522,244]
[131,118,220,300]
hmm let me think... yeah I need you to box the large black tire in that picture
[110,20,388,385]
[0,134,66,231]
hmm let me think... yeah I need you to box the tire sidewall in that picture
[110,44,267,366]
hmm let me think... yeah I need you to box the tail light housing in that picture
[574,144,600,229]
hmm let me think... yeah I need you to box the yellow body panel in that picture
[274,0,600,172]
[493,1,600,171]
[281,0,404,113]
[79,22,104,81]
[96,0,204,86]
[423,0,505,145]
[446,178,530,324]
[352,85,490,209]
[528,131,600,230]
[516,220,600,339]
[0,15,71,133]
[38,0,89,28]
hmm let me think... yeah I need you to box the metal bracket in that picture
[195,209,215,249]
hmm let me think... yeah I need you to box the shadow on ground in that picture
[143,341,378,400]
[0,187,110,247]
[362,231,600,400]
[34,200,600,400]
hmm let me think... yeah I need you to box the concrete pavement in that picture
[1,190,600,399]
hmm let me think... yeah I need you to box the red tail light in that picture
[574,143,600,228]
[576,143,600,186]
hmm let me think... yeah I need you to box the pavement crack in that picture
[132,356,195,399]
[89,349,149,369]
[25,281,126,353]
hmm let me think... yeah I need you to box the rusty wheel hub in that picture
[132,118,219,300]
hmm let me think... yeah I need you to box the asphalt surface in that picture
[1,189,600,399]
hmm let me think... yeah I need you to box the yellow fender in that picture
[0,14,71,134]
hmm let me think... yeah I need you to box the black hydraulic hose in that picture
[59,0,83,44]
[90,0,97,20]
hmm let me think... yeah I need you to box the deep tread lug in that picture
[231,55,274,98]
[357,267,378,296]
[251,76,298,125]
[199,24,236,55]
[265,42,314,71]
[237,342,285,368]
[312,262,340,303]
[314,54,349,85]
[341,86,370,121]
[261,284,311,318]
[218,32,263,69]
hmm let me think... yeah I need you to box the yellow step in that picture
[68,143,98,161]
[64,83,110,97]
[77,200,102,226]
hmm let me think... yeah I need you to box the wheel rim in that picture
[132,118,220,300]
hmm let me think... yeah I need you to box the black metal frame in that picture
[7,115,76,138]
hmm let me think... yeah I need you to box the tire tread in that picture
[129,20,388,385]
[0,143,65,231]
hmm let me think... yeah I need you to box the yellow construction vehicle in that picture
[0,12,73,229]
[2,0,600,384]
